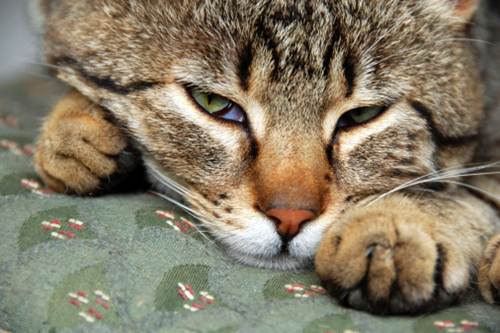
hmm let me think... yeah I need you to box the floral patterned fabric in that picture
[1,76,499,333]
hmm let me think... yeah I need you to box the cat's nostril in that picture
[266,208,316,238]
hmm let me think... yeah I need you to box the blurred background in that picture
[0,0,39,82]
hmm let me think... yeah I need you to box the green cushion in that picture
[1,76,499,333]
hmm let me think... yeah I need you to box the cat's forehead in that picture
[183,3,433,70]
[170,0,414,68]
[163,1,425,97]
[47,0,456,115]
[61,0,447,125]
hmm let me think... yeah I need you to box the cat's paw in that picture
[479,234,500,305]
[34,91,130,194]
[315,199,469,314]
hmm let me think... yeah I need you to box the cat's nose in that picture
[266,208,316,238]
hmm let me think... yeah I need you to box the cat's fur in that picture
[34,0,500,314]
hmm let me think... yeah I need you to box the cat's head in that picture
[42,0,483,269]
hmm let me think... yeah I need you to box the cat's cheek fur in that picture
[287,211,341,259]
[217,212,282,258]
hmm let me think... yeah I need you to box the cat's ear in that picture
[450,0,480,21]
[425,0,479,24]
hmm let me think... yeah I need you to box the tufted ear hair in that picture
[450,0,480,21]
[424,0,480,25]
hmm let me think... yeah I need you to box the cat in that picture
[33,0,500,314]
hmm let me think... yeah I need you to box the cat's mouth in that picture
[218,220,332,271]
[208,207,335,270]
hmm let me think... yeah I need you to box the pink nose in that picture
[266,208,316,238]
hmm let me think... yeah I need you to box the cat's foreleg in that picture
[34,90,137,194]
[315,189,499,314]
[479,234,500,304]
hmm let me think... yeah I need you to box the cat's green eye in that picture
[350,106,384,124]
[337,105,386,129]
[191,89,231,114]
[189,89,245,123]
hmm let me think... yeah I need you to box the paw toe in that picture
[393,227,437,305]
[61,139,119,178]
[39,153,101,194]
[366,246,396,301]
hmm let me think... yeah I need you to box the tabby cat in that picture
[34,0,500,314]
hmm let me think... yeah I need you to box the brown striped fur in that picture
[34,0,500,314]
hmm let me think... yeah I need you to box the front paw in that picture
[34,91,133,194]
[479,234,500,305]
[315,200,470,314]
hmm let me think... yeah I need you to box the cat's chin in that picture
[228,250,313,271]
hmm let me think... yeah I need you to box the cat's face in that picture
[43,0,483,269]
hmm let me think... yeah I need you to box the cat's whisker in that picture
[148,176,239,232]
[148,192,239,275]
[436,180,500,202]
[368,161,500,206]
[149,168,188,194]
[403,164,500,188]
[150,178,239,231]
[148,185,212,225]
[18,69,55,80]
[413,187,477,212]
[21,61,66,70]
[436,38,495,46]
[367,168,447,206]
[147,165,241,232]
[159,173,197,199]
[148,165,196,198]
[149,190,220,244]
[420,170,500,183]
